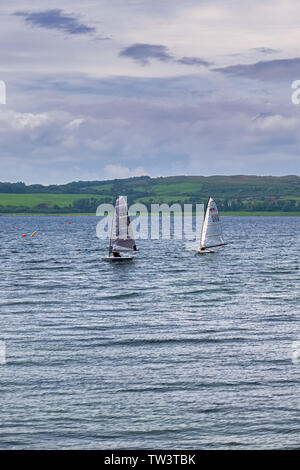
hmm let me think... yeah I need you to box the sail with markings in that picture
[109,196,137,253]
[199,198,225,250]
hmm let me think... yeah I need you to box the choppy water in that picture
[0,215,299,449]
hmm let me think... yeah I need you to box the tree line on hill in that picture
[0,196,299,214]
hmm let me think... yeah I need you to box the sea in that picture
[0,215,299,449]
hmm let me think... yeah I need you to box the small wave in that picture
[97,292,140,300]
[100,336,248,347]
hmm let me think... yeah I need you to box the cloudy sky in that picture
[0,0,300,183]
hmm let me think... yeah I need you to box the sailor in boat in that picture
[198,245,212,253]
[112,249,121,258]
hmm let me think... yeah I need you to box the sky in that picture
[0,0,300,183]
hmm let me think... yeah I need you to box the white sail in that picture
[200,198,225,249]
[109,196,137,253]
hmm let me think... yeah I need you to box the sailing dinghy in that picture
[197,198,225,254]
[103,196,137,262]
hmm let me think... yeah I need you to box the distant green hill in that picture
[0,175,300,214]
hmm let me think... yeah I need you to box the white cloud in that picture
[104,164,147,179]
[251,113,298,131]
[66,118,85,130]
[0,109,50,131]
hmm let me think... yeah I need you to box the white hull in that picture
[103,256,133,262]
[196,249,215,254]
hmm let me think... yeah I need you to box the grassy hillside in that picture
[0,193,107,208]
[0,175,299,214]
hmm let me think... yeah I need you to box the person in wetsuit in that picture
[112,249,121,257]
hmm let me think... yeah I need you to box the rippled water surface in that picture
[0,216,299,449]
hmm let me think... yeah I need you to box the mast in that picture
[108,195,117,255]
[108,201,114,256]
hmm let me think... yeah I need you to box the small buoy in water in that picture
[30,231,36,237]
[68,221,71,224]
[22,234,26,238]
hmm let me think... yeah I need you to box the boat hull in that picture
[196,249,215,254]
[103,256,133,262]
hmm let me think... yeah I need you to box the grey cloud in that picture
[176,56,212,67]
[119,43,173,65]
[119,43,212,68]
[252,47,281,54]
[14,9,96,35]
[214,57,300,81]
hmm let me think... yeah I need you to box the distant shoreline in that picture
[1,211,300,217]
